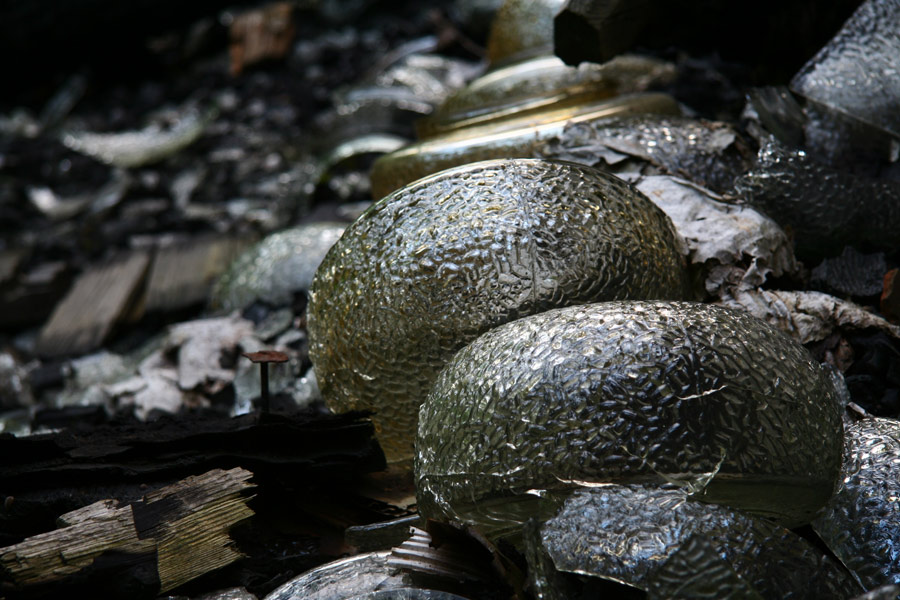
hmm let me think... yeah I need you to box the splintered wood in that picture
[36,250,151,358]
[0,467,255,594]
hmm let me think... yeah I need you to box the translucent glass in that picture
[309,159,689,461]
[528,486,859,598]
[417,301,844,528]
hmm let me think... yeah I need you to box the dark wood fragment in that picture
[0,410,386,541]
[553,0,653,66]
[0,261,73,331]
[882,268,900,323]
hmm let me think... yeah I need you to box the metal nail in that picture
[242,350,289,415]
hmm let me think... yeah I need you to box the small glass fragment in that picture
[263,551,411,600]
[62,106,216,168]
[419,54,676,138]
[369,93,680,199]
[733,139,900,257]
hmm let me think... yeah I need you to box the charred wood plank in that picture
[0,467,254,596]
[0,410,385,542]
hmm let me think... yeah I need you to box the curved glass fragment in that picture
[733,140,900,257]
[791,0,900,138]
[529,486,860,598]
[813,417,900,589]
[369,93,680,199]
[211,222,346,312]
[309,159,689,461]
[416,301,844,528]
[264,551,410,600]
[419,54,676,138]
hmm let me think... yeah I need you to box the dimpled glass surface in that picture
[211,222,346,312]
[647,533,764,599]
[535,487,860,598]
[733,140,900,255]
[416,301,844,525]
[791,0,900,137]
[308,159,689,461]
[264,551,409,600]
[813,417,900,589]
[542,115,750,193]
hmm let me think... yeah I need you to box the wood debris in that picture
[36,250,151,358]
[144,234,252,313]
[0,467,255,594]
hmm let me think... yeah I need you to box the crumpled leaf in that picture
[719,289,900,344]
[634,175,797,290]
[107,367,195,420]
[165,314,255,392]
[541,116,752,193]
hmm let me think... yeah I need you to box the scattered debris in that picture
[2,1,899,598]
